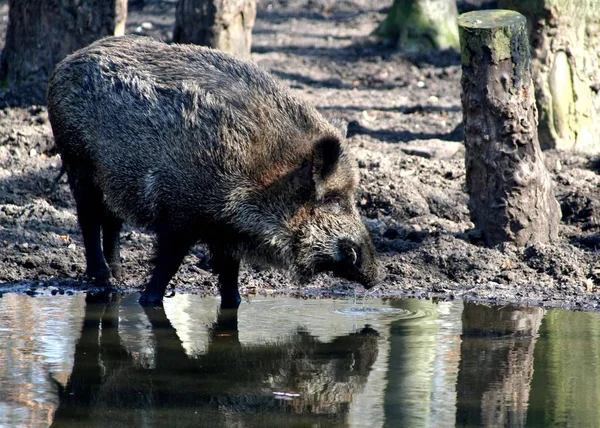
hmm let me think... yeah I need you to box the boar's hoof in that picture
[85,265,111,282]
[109,263,123,281]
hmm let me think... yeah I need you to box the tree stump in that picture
[458,10,561,247]
[499,0,600,153]
[173,0,256,58]
[373,0,459,51]
[0,0,127,106]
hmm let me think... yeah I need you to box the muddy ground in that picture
[1,0,600,311]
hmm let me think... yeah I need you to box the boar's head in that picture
[289,135,385,289]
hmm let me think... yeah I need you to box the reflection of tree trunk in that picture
[0,0,127,106]
[527,310,600,426]
[384,299,439,427]
[384,299,464,427]
[429,300,463,425]
[456,303,544,427]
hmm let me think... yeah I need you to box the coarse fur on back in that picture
[48,35,383,306]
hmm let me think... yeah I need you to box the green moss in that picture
[458,10,528,65]
[490,27,511,62]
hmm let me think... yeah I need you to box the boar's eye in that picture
[321,193,344,214]
[338,239,361,266]
[321,201,342,215]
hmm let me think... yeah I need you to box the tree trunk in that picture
[458,10,561,247]
[0,0,127,107]
[499,0,600,152]
[373,0,460,51]
[173,0,256,58]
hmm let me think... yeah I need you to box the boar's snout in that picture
[336,238,385,289]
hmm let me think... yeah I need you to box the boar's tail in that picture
[49,164,67,194]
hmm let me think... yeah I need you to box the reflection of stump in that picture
[456,303,544,427]
[458,10,560,247]
[173,0,256,58]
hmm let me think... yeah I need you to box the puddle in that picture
[0,293,598,427]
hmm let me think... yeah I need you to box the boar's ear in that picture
[329,118,348,138]
[312,135,341,188]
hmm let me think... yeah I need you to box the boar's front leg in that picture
[139,231,196,306]
[210,246,241,309]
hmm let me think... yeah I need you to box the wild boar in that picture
[47,35,384,307]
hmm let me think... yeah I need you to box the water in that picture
[0,293,598,427]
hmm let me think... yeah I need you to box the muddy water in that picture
[0,294,598,427]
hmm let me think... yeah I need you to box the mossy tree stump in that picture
[173,0,256,58]
[374,0,459,51]
[0,0,127,106]
[458,10,560,247]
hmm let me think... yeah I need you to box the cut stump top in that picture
[458,9,529,66]
[458,9,526,29]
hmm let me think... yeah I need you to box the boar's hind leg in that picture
[66,166,111,283]
[211,247,241,309]
[102,208,123,280]
[139,231,196,306]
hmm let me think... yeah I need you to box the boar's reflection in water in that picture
[51,294,379,427]
[47,36,384,308]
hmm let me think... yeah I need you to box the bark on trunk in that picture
[373,0,459,51]
[0,0,127,106]
[458,10,561,247]
[499,0,600,152]
[173,0,256,58]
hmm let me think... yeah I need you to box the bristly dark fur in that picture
[47,35,384,307]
